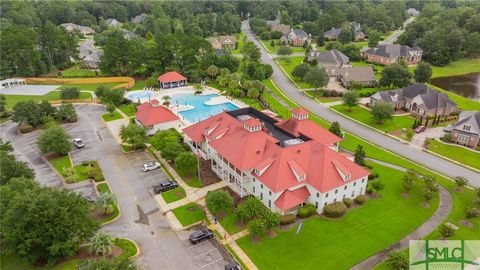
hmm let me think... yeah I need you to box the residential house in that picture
[450,111,480,148]
[280,29,311,47]
[308,49,350,68]
[407,8,420,17]
[362,44,423,65]
[324,22,365,41]
[271,23,291,35]
[135,100,183,135]
[60,23,94,35]
[121,29,138,39]
[78,39,103,69]
[132,13,147,24]
[157,71,188,89]
[209,36,237,50]
[105,18,121,28]
[326,66,376,87]
[370,83,458,116]
[182,107,370,215]
[324,27,341,41]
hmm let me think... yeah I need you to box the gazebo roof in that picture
[157,71,187,83]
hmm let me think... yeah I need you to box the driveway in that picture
[410,127,445,149]
[379,17,415,45]
[242,20,480,186]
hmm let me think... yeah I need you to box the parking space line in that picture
[199,257,225,269]
[187,241,209,249]
[193,248,218,258]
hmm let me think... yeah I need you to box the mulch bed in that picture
[198,160,221,186]
[90,209,112,221]
[459,219,474,228]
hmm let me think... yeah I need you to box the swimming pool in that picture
[125,90,154,103]
[170,93,239,123]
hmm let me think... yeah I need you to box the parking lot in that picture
[177,228,234,270]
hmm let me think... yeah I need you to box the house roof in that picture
[157,71,187,83]
[183,108,366,194]
[121,29,138,39]
[324,27,341,38]
[309,49,349,66]
[370,83,457,110]
[135,102,179,126]
[364,44,422,59]
[271,24,291,34]
[209,36,237,50]
[452,111,480,135]
[132,13,147,24]
[275,187,310,210]
[326,66,376,82]
[105,18,121,27]
[60,23,94,34]
[283,29,310,41]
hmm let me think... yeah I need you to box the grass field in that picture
[101,111,123,122]
[4,91,92,110]
[58,82,120,91]
[430,58,480,78]
[130,79,148,90]
[0,253,81,270]
[276,56,311,89]
[260,39,306,54]
[118,104,137,117]
[331,104,415,133]
[427,139,480,170]
[237,164,438,270]
[219,211,246,235]
[161,186,186,203]
[50,155,72,174]
[172,203,207,227]
[230,32,246,55]
[60,66,98,77]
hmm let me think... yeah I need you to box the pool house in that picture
[157,71,187,89]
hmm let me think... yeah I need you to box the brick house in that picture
[370,83,458,117]
[363,44,422,65]
[182,107,370,215]
[450,111,480,148]
[280,29,311,47]
[271,23,291,35]
[209,36,237,50]
[326,66,376,87]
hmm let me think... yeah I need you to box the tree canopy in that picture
[37,124,72,156]
[379,63,411,88]
[0,139,35,185]
[119,123,148,149]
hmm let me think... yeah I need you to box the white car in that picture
[73,138,85,148]
[142,162,160,172]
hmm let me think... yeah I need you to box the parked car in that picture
[142,161,160,172]
[189,229,213,244]
[415,125,426,133]
[225,263,242,270]
[73,138,85,148]
[153,181,179,194]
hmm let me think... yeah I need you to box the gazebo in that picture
[0,78,26,89]
[157,71,187,89]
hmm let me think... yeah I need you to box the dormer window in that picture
[463,125,471,131]
[291,108,308,120]
[243,118,262,132]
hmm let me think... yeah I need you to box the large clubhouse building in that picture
[183,107,370,215]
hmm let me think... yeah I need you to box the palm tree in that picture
[385,250,408,270]
[453,176,468,191]
[193,83,203,94]
[89,232,114,256]
[438,224,455,238]
[162,95,171,106]
[207,65,218,80]
[95,192,116,214]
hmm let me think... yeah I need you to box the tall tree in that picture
[303,67,329,90]
[380,63,412,88]
[277,45,293,59]
[119,123,148,149]
[174,152,198,177]
[414,62,432,83]
[205,190,233,216]
[354,144,366,166]
[37,124,71,156]
[370,102,394,124]
[329,121,342,138]
[0,139,35,185]
[342,91,359,111]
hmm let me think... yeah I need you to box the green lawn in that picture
[0,253,81,270]
[276,56,311,89]
[430,58,480,78]
[60,66,98,77]
[51,157,103,183]
[57,82,120,92]
[352,41,368,49]
[185,176,203,188]
[427,84,480,111]
[230,32,246,55]
[331,104,415,133]
[161,186,186,203]
[219,211,246,235]
[4,91,92,110]
[113,238,137,258]
[427,139,480,170]
[130,79,148,90]
[96,182,110,193]
[260,39,306,54]
[172,203,207,227]
[50,155,72,174]
[118,104,137,117]
[237,164,438,270]
[101,111,123,122]
[96,183,120,224]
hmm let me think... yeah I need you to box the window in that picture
[362,179,365,183]
[344,185,347,190]
[351,191,355,197]
[253,186,255,193]
[253,178,255,183]
[268,200,271,208]
[335,189,338,194]
[353,182,356,187]
[261,184,263,189]
[316,192,319,198]
[260,193,263,200]
[325,193,329,198]
[463,125,471,131]
[324,202,328,206]
[334,198,337,202]
[315,202,318,209]
[269,191,272,196]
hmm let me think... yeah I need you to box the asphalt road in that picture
[379,16,415,45]
[242,21,480,186]
[1,104,232,270]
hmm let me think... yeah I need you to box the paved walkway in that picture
[411,127,445,150]
[242,20,480,187]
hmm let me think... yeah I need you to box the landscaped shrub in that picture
[354,195,367,205]
[60,87,80,99]
[19,124,34,133]
[279,214,296,225]
[343,198,353,208]
[206,190,233,216]
[368,173,379,180]
[465,207,478,219]
[297,204,316,218]
[323,202,347,218]
[440,133,451,142]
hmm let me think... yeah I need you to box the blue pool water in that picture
[170,93,239,123]
[126,91,154,102]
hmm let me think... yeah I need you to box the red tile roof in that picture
[157,71,187,83]
[137,99,159,111]
[291,107,309,116]
[275,187,310,211]
[274,117,342,145]
[135,102,179,126]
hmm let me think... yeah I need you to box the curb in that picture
[424,140,480,173]
[97,181,123,226]
[116,237,141,259]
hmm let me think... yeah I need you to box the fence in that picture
[22,77,135,89]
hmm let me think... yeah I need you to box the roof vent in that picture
[291,107,308,120]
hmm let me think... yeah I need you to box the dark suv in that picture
[189,229,213,244]
[152,181,178,194]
